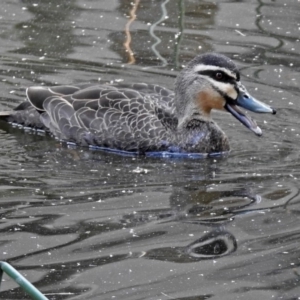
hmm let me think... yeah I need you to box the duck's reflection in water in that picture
[143,230,237,263]
[119,185,261,262]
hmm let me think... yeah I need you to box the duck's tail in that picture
[0,111,13,120]
[0,103,47,130]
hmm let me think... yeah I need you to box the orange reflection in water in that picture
[124,0,140,64]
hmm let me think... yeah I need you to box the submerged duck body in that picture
[1,53,276,155]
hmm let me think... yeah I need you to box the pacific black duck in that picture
[0,53,276,156]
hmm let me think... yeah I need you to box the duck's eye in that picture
[215,72,223,80]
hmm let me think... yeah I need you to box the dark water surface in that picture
[0,0,299,299]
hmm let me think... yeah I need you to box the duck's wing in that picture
[112,83,175,109]
[112,83,177,130]
[25,84,174,152]
[3,84,95,129]
[26,84,96,111]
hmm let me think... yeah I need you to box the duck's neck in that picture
[174,72,211,130]
[175,94,211,130]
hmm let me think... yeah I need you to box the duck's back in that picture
[8,83,178,153]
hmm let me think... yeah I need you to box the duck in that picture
[0,53,276,156]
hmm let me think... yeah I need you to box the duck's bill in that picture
[236,88,276,114]
[225,103,263,136]
[225,88,276,136]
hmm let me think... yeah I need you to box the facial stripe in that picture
[197,70,236,84]
[194,64,239,101]
[205,77,238,101]
[193,64,238,80]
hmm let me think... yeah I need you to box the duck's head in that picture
[175,53,276,136]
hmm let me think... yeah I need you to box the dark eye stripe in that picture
[197,70,236,84]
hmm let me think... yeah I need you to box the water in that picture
[0,0,299,299]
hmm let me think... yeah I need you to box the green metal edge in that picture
[0,261,48,300]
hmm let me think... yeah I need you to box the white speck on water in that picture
[132,167,149,174]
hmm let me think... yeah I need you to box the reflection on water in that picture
[0,0,300,299]
[14,0,80,58]
[146,230,237,263]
